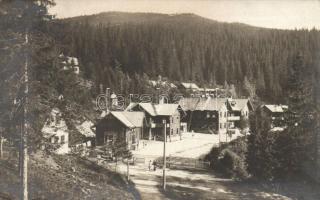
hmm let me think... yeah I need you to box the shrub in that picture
[205,139,249,180]
[220,149,249,179]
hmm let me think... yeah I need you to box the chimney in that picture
[111,92,118,109]
[99,84,104,94]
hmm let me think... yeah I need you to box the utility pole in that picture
[162,119,167,190]
[216,88,220,147]
[105,88,110,112]
[0,130,3,159]
[226,110,228,143]
[21,32,29,200]
[156,88,160,104]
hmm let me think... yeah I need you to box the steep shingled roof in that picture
[181,82,200,90]
[227,98,253,111]
[126,103,182,116]
[263,105,288,113]
[110,111,145,128]
[179,97,227,111]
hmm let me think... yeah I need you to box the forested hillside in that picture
[48,12,320,102]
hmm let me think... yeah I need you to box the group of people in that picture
[148,160,157,171]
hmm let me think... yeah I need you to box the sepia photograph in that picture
[0,0,320,199]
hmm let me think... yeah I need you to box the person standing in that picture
[153,160,157,171]
[148,160,152,171]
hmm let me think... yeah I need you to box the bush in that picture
[220,149,249,179]
[205,139,249,180]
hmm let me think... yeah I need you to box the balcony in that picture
[227,116,240,121]
[151,122,169,128]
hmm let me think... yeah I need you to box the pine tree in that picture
[275,53,316,177]
[246,108,278,180]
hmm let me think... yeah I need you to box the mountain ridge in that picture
[59,11,264,30]
[48,11,320,102]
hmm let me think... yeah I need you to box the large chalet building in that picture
[226,98,253,129]
[179,97,228,134]
[179,97,253,133]
[126,103,185,141]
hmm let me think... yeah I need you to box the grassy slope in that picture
[0,151,140,200]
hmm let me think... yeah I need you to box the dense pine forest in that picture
[47,12,320,102]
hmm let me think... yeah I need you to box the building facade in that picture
[41,108,70,155]
[95,111,145,150]
[179,97,229,134]
[261,104,288,129]
[126,103,184,141]
[226,98,253,129]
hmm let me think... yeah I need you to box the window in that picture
[61,135,65,144]
[220,112,222,118]
[224,123,226,128]
[220,123,222,129]
[54,136,59,144]
[224,112,227,118]
[106,134,113,144]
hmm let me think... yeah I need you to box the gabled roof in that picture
[66,56,79,66]
[126,103,182,116]
[125,102,138,111]
[179,97,227,111]
[75,120,95,137]
[149,80,177,88]
[263,105,288,113]
[170,83,177,88]
[110,111,145,128]
[181,82,200,90]
[227,98,253,111]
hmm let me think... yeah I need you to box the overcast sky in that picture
[49,0,320,30]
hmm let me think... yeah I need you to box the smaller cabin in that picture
[96,111,145,150]
[180,82,200,92]
[261,104,288,128]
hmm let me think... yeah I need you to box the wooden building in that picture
[126,103,185,141]
[179,97,228,134]
[41,108,70,155]
[261,104,288,128]
[226,98,254,129]
[180,82,200,92]
[95,111,145,150]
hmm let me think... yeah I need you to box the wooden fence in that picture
[133,155,210,170]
